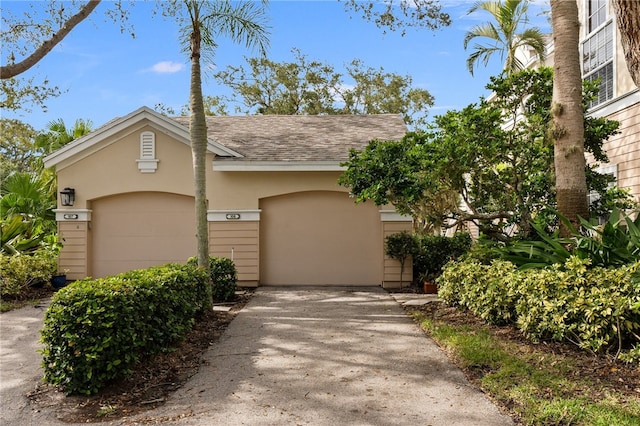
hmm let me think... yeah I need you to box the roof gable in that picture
[43,106,242,169]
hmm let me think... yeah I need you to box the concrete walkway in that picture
[0,287,513,425]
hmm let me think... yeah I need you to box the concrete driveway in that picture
[0,287,513,425]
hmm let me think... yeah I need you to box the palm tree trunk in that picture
[550,0,588,236]
[612,0,640,88]
[189,17,210,270]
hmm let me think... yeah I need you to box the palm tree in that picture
[167,1,269,270]
[549,0,587,236]
[35,118,93,155]
[463,0,546,76]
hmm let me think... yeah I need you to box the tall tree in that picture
[549,0,588,235]
[1,1,132,111]
[215,50,434,128]
[464,0,547,76]
[166,1,269,270]
[612,0,640,87]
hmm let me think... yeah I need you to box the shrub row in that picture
[0,249,57,297]
[438,256,640,362]
[41,263,211,395]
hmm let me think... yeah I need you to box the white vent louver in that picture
[136,131,159,173]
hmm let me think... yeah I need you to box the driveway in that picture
[0,287,513,425]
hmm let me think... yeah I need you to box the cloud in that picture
[147,61,184,74]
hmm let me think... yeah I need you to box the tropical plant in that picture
[341,68,623,242]
[463,0,547,76]
[495,208,640,269]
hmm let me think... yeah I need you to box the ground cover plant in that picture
[407,301,640,425]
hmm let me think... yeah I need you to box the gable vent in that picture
[136,131,159,173]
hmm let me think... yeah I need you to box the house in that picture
[43,107,412,287]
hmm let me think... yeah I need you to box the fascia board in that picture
[212,161,344,172]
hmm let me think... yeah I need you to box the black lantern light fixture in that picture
[60,187,75,206]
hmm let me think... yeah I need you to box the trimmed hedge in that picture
[438,257,640,361]
[41,263,211,395]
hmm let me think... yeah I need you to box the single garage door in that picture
[260,191,382,286]
[91,192,196,278]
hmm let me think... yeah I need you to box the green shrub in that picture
[187,256,238,302]
[414,232,472,281]
[438,257,640,360]
[438,259,517,325]
[0,247,57,297]
[40,263,209,395]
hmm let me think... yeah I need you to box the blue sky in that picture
[3,0,551,131]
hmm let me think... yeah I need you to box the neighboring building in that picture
[510,0,638,207]
[578,0,639,206]
[44,107,412,287]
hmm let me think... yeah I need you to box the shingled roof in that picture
[172,114,407,162]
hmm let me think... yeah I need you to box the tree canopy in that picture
[213,49,434,128]
[340,68,630,240]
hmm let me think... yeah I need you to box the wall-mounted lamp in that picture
[60,187,75,206]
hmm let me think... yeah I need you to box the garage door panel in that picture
[91,192,196,278]
[260,191,382,286]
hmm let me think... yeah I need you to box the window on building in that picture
[588,0,607,31]
[582,1,614,108]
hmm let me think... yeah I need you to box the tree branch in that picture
[1,1,102,79]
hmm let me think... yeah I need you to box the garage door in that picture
[260,191,382,285]
[91,192,196,278]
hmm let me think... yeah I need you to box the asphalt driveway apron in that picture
[129,286,513,425]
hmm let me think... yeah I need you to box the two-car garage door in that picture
[91,191,383,285]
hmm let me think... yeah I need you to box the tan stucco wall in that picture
[208,170,347,209]
[55,123,196,207]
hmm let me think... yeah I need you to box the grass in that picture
[413,310,640,425]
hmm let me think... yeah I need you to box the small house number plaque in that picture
[225,213,241,220]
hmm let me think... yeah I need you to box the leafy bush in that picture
[187,256,238,301]
[413,232,472,281]
[41,263,209,395]
[438,257,640,360]
[0,246,58,297]
[438,259,517,325]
